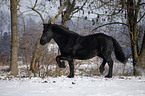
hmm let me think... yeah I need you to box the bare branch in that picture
[99,0,125,9]
[99,0,117,7]
[140,3,145,6]
[137,12,145,23]
[91,22,128,33]
[33,0,38,8]
[71,0,88,17]
[32,8,45,23]
[18,10,32,17]
[51,1,67,24]
[136,0,143,23]
[31,0,45,23]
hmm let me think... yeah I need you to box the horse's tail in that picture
[111,37,126,64]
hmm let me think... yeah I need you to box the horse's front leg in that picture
[56,55,66,68]
[56,55,74,78]
[67,58,74,78]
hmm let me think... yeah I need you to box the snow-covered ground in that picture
[0,76,145,96]
[0,61,145,96]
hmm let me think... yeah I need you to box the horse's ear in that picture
[43,21,46,25]
[43,23,46,28]
[43,23,45,26]
[48,22,51,25]
[48,18,52,24]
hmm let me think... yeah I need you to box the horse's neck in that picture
[53,32,66,45]
[52,29,79,49]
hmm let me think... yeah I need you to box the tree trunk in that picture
[10,0,18,76]
[30,37,40,77]
[127,0,141,75]
[136,33,145,73]
[61,0,76,27]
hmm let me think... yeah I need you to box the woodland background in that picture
[0,0,145,77]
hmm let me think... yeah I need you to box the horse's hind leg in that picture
[99,59,106,75]
[105,58,113,78]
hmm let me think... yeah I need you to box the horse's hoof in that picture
[67,75,74,78]
[105,75,112,78]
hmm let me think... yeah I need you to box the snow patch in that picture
[0,76,145,96]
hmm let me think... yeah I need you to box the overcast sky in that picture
[0,0,98,23]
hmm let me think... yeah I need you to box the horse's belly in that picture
[73,50,98,60]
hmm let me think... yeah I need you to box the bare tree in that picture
[10,0,18,75]
[126,0,145,75]
[91,0,145,75]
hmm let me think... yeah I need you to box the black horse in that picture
[40,23,126,78]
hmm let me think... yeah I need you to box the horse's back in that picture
[72,33,114,60]
[91,33,114,51]
[78,33,113,47]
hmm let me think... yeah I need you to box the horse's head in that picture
[40,22,54,45]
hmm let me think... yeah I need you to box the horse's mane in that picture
[52,24,79,36]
